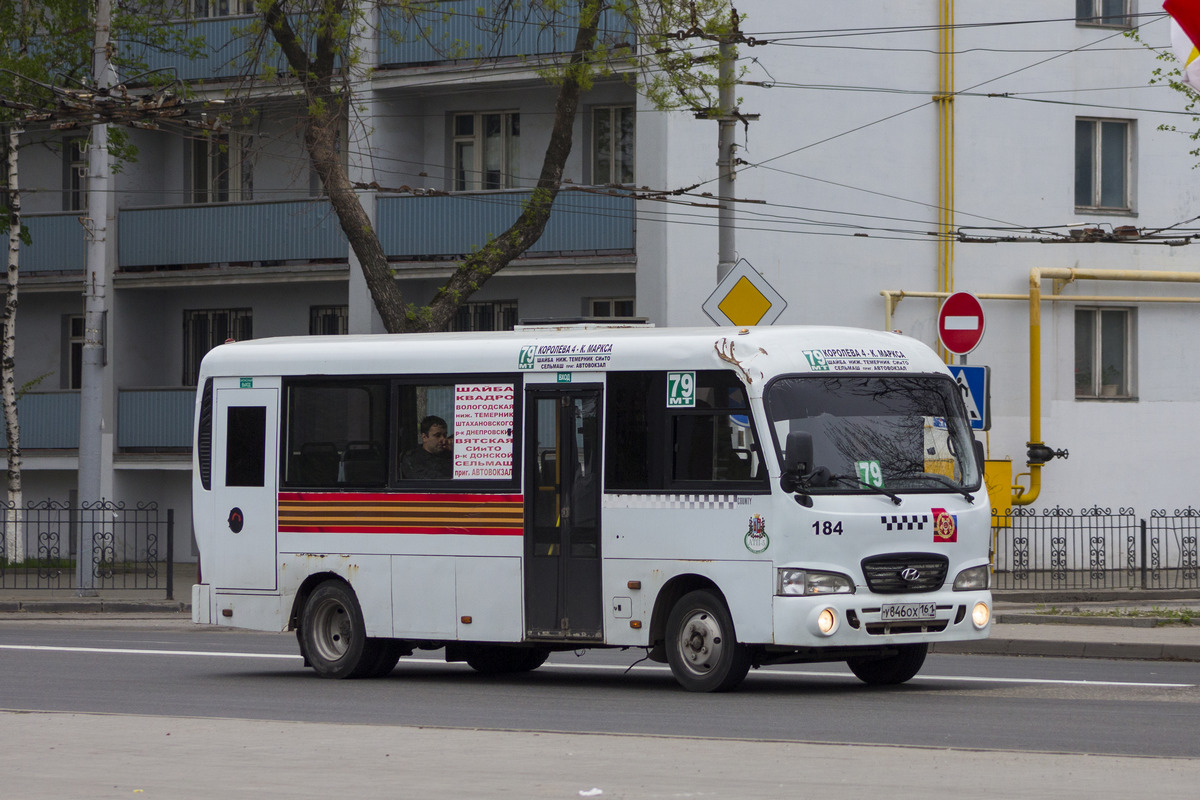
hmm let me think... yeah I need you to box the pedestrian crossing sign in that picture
[948,365,989,431]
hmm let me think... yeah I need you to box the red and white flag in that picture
[1166,0,1200,89]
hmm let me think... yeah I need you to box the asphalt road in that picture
[2,618,1199,758]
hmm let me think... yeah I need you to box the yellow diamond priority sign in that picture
[702,260,787,326]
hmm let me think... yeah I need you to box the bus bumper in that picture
[192,583,212,624]
[771,589,992,649]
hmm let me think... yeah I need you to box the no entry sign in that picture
[938,291,985,355]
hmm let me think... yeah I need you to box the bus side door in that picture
[524,386,603,641]
[211,385,279,591]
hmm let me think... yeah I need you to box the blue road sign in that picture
[948,365,990,431]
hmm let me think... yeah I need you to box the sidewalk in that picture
[3,570,1200,662]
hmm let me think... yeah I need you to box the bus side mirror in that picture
[973,439,985,472]
[784,431,814,476]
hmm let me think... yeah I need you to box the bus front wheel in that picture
[665,590,751,692]
[300,580,381,679]
[847,643,928,685]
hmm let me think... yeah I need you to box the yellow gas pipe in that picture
[883,267,1200,505]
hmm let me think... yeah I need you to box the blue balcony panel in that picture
[1,392,81,450]
[120,9,633,82]
[124,17,329,84]
[380,3,633,66]
[120,200,348,268]
[20,214,86,273]
[118,389,195,450]
[378,191,634,261]
[123,17,254,83]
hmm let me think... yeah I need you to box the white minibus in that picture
[191,325,991,691]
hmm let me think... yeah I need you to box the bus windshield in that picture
[765,375,981,494]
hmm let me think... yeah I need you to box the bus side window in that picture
[226,406,266,487]
[284,381,388,488]
[396,384,455,481]
[605,370,766,492]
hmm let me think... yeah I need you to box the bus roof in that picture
[197,325,950,389]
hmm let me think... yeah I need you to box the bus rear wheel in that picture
[300,580,381,679]
[665,590,751,692]
[847,643,928,685]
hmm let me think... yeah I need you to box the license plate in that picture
[880,602,937,622]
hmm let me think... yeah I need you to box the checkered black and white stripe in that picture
[605,494,742,511]
[880,514,928,530]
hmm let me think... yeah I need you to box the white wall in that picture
[639,2,1200,513]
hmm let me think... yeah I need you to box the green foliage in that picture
[386,0,740,114]
[1127,26,1200,165]
[0,0,92,117]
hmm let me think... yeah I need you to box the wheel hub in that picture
[679,611,723,673]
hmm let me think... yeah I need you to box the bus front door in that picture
[525,387,603,641]
[211,387,279,591]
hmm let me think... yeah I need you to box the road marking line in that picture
[0,644,300,660]
[2,644,1193,688]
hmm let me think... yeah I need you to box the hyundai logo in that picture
[900,567,921,582]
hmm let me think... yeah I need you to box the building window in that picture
[1075,307,1134,399]
[1075,118,1132,212]
[588,297,635,318]
[1076,0,1132,28]
[310,305,348,335]
[449,300,518,332]
[592,106,634,185]
[183,308,252,386]
[191,0,254,17]
[453,112,520,191]
[64,314,85,389]
[63,137,88,212]
[191,132,251,203]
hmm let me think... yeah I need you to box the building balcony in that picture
[1,388,194,452]
[20,191,634,274]
[124,7,630,83]
[378,190,635,262]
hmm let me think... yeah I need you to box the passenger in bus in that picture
[400,415,453,479]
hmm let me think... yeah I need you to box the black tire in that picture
[665,589,751,692]
[847,643,928,686]
[299,580,380,679]
[465,645,550,675]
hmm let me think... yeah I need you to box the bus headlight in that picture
[971,602,991,629]
[777,568,855,596]
[953,565,990,591]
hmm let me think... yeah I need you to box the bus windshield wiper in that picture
[897,471,975,503]
[799,467,902,506]
[822,471,902,506]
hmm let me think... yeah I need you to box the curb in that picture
[0,600,189,614]
[993,612,1178,628]
[932,638,1200,662]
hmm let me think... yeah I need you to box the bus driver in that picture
[400,415,453,479]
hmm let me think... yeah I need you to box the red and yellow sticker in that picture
[931,507,957,543]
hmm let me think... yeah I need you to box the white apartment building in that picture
[7,2,1199,566]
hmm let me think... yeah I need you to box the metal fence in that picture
[993,506,1200,591]
[0,500,175,598]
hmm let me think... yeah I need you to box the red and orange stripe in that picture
[278,492,523,536]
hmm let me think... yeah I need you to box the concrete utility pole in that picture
[711,13,756,283]
[77,0,116,595]
[716,37,736,283]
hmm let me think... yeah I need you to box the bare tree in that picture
[0,0,91,561]
[242,0,740,332]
